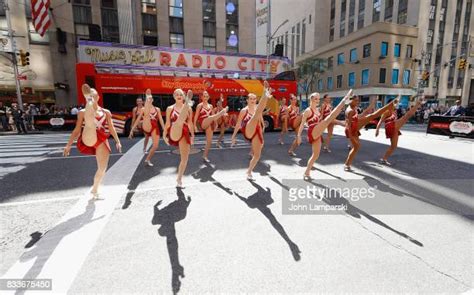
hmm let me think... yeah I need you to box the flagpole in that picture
[4,0,24,110]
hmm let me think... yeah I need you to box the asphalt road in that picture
[0,125,472,294]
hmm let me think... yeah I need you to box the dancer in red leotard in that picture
[287,94,303,156]
[129,89,165,167]
[296,90,352,179]
[215,94,229,148]
[344,95,398,171]
[163,89,195,188]
[131,97,150,154]
[375,95,423,165]
[193,91,228,162]
[63,84,122,199]
[231,81,272,180]
[278,98,289,145]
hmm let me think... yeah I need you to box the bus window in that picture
[227,95,247,112]
[191,95,199,111]
[156,94,174,110]
[103,93,137,112]
[273,70,296,81]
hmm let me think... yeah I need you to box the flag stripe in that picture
[31,0,51,37]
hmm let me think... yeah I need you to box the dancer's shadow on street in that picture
[254,162,291,191]
[152,188,191,294]
[234,180,301,261]
[122,156,162,209]
[191,162,233,195]
[304,179,423,247]
[17,200,104,295]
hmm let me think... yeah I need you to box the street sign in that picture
[0,37,13,53]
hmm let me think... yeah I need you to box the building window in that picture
[402,69,411,85]
[381,41,388,57]
[203,0,215,21]
[348,72,355,87]
[330,0,335,41]
[170,33,184,48]
[142,14,157,32]
[357,0,365,29]
[373,0,381,22]
[203,21,216,37]
[318,79,323,91]
[379,68,386,83]
[73,0,92,24]
[309,14,312,24]
[340,0,346,37]
[391,68,399,84]
[28,20,50,43]
[170,17,184,34]
[328,56,334,70]
[385,0,393,22]
[143,35,158,46]
[406,45,413,58]
[169,0,183,18]
[291,26,295,63]
[350,48,357,62]
[394,43,401,57]
[348,0,355,34]
[284,32,288,57]
[101,0,120,43]
[361,69,369,85]
[337,53,345,65]
[296,23,300,57]
[427,29,434,44]
[327,77,333,90]
[226,0,238,52]
[336,75,343,88]
[398,0,408,24]
[301,19,306,54]
[363,43,371,58]
[203,37,216,51]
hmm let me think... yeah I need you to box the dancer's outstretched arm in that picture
[63,112,84,156]
[295,109,311,146]
[105,109,122,153]
[129,110,144,139]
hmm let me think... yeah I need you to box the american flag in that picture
[31,0,51,37]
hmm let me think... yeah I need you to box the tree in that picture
[296,57,327,100]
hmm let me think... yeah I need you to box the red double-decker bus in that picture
[76,63,297,136]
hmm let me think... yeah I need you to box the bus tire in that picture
[124,119,132,137]
[263,115,274,132]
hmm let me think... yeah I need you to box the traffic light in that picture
[421,71,430,81]
[458,58,467,70]
[19,50,30,66]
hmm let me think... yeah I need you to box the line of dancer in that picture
[64,81,424,199]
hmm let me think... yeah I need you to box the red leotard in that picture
[197,104,215,130]
[288,106,299,129]
[345,108,361,138]
[279,105,288,118]
[144,107,160,136]
[77,110,111,155]
[166,106,191,146]
[307,108,322,144]
[240,109,263,144]
[384,111,401,139]
[321,103,332,120]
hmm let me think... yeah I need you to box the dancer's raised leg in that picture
[170,90,192,141]
[201,107,228,129]
[143,89,153,133]
[358,99,396,129]
[395,98,422,130]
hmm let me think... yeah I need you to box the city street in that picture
[0,125,472,293]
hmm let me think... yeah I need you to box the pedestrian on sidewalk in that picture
[0,101,9,131]
[11,103,28,134]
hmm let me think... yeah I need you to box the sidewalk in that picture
[0,130,44,136]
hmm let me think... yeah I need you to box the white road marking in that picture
[0,139,145,294]
[0,195,81,207]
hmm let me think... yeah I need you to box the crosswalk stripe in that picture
[0,138,145,294]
